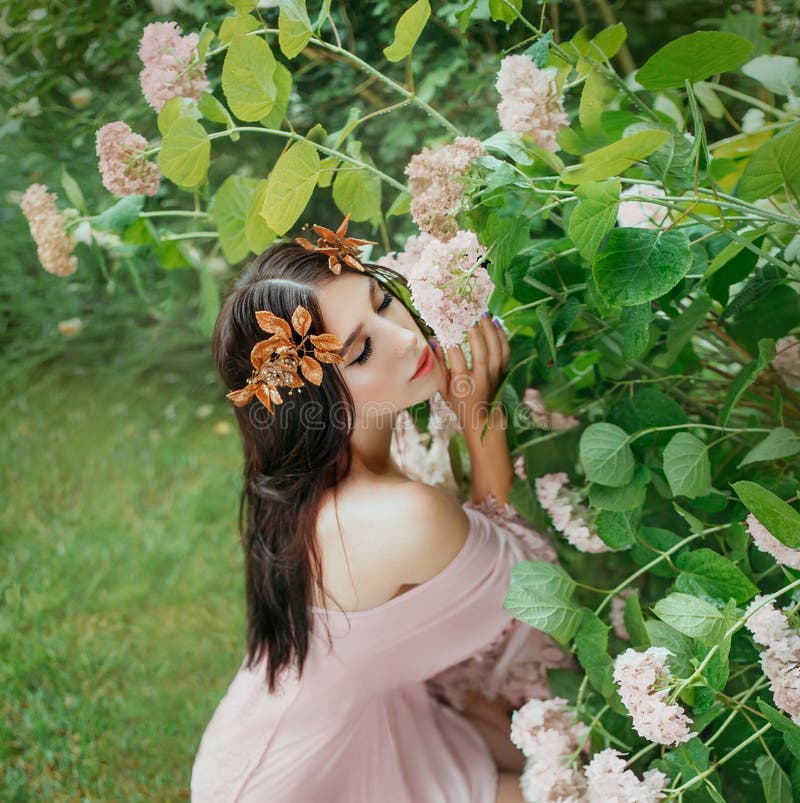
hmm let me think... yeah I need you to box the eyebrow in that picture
[339,276,379,359]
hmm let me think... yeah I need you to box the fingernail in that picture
[492,316,502,328]
[428,337,437,351]
[481,310,491,319]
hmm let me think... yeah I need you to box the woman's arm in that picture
[465,404,514,507]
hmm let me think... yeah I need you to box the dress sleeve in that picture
[314,492,571,697]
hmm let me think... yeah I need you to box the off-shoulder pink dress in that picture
[190,494,573,803]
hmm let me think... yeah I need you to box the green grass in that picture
[1,363,249,801]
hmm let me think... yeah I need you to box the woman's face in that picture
[317,271,440,419]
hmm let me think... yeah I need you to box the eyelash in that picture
[352,291,393,365]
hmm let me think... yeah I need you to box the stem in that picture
[139,210,208,219]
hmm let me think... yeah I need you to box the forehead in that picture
[317,271,375,331]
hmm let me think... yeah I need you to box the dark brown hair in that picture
[210,240,435,693]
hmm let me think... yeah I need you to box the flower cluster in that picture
[495,54,569,152]
[523,387,580,430]
[96,121,161,197]
[772,335,800,392]
[404,136,484,241]
[534,472,611,553]
[612,647,694,746]
[511,697,588,803]
[378,229,491,349]
[744,596,800,725]
[138,21,209,112]
[19,184,78,277]
[616,184,669,229]
[583,748,667,803]
[746,512,800,570]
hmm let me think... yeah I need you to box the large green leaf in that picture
[383,0,430,62]
[594,228,692,306]
[574,610,616,700]
[588,464,650,512]
[652,592,731,646]
[211,175,261,264]
[636,32,753,90]
[674,549,757,604]
[278,0,312,59]
[561,130,670,184]
[332,151,382,223]
[732,480,800,549]
[663,432,712,499]
[567,178,620,261]
[260,140,320,235]
[756,756,793,803]
[738,427,800,468]
[579,423,635,487]
[158,118,210,189]
[737,121,800,202]
[245,179,276,254]
[222,34,277,122]
[720,338,775,427]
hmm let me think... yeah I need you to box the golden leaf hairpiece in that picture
[295,212,377,275]
[226,304,345,413]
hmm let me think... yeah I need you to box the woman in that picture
[190,230,571,803]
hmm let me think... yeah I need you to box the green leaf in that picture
[591,23,627,60]
[93,195,145,232]
[588,464,650,512]
[278,0,312,58]
[574,610,615,698]
[387,190,411,217]
[742,55,800,96]
[674,549,757,603]
[332,152,382,223]
[652,592,731,646]
[757,700,800,760]
[756,755,793,803]
[222,34,277,122]
[732,480,800,549]
[561,129,670,184]
[567,178,620,261]
[579,423,635,487]
[652,294,712,369]
[739,427,800,468]
[623,590,650,648]
[645,620,693,676]
[158,118,210,189]
[244,179,276,254]
[618,303,652,360]
[596,510,636,549]
[60,167,85,212]
[738,121,800,202]
[663,432,712,499]
[594,228,692,306]
[636,32,753,90]
[525,30,553,68]
[227,0,258,12]
[489,0,521,24]
[219,13,259,45]
[631,527,685,578]
[383,0,431,62]
[211,175,261,264]
[260,140,320,235]
[259,62,293,129]
[721,338,775,426]
[505,561,582,645]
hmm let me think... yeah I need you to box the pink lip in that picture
[411,345,434,380]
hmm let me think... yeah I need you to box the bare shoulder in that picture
[379,481,472,586]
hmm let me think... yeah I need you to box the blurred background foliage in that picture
[3,0,800,799]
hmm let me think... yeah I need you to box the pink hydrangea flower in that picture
[610,588,634,641]
[744,596,800,725]
[613,647,694,746]
[746,513,800,570]
[495,54,569,152]
[19,184,78,277]
[584,748,668,802]
[534,472,611,554]
[390,407,457,491]
[404,136,484,241]
[617,184,669,229]
[138,21,209,112]
[96,121,161,197]
[513,453,527,480]
[381,229,491,350]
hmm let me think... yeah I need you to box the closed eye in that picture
[352,291,393,366]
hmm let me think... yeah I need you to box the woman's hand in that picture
[430,313,511,439]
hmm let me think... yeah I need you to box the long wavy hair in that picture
[211,240,435,693]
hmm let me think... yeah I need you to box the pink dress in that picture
[190,494,573,802]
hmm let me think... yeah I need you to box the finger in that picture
[445,342,468,377]
[494,317,511,371]
[467,318,488,379]
[479,314,502,381]
[429,338,450,396]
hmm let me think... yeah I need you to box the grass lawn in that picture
[1,362,250,801]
